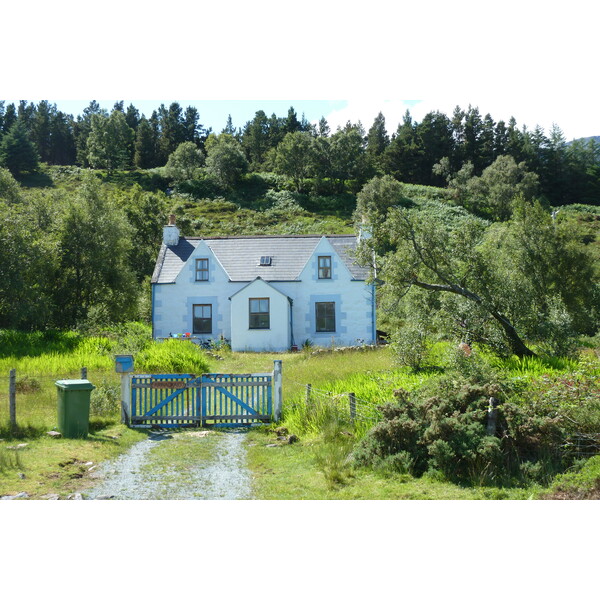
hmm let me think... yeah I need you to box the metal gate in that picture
[128,367,279,428]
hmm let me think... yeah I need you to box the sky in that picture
[2,3,598,142]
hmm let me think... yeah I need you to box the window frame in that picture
[318,255,332,279]
[195,258,209,282]
[249,297,270,330]
[315,301,336,333]
[192,304,212,334]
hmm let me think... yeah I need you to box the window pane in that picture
[316,302,335,332]
[196,258,209,281]
[193,304,212,334]
[249,298,269,329]
[318,256,332,279]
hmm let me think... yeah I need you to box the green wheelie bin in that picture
[55,379,95,439]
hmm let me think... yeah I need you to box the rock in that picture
[84,461,94,466]
[7,443,28,450]
[47,431,62,438]
[40,494,60,500]
[188,430,211,438]
[1,492,29,500]
[67,493,83,500]
[95,495,115,500]
[287,434,299,444]
[265,443,279,448]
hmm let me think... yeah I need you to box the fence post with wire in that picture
[4,367,90,431]
[299,382,381,429]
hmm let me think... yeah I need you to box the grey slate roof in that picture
[151,235,369,284]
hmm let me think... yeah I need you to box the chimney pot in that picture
[168,214,176,226]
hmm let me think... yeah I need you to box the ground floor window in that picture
[249,298,270,329]
[316,301,335,332]
[193,304,212,334]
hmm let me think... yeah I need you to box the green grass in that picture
[2,328,599,500]
[0,424,146,498]
[541,455,600,499]
[244,428,535,499]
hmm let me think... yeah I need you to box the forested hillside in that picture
[1,99,599,355]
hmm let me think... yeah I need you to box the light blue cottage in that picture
[151,216,376,352]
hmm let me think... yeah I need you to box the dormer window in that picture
[259,256,272,266]
[195,258,209,281]
[318,256,332,279]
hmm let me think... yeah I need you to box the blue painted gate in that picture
[130,372,273,428]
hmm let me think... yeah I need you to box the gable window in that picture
[316,302,335,332]
[193,304,212,334]
[318,256,332,279]
[249,298,270,329]
[195,258,209,281]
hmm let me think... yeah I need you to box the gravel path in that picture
[85,430,252,500]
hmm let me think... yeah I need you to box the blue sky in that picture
[43,99,349,133]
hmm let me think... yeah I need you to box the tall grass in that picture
[281,349,438,438]
[0,327,214,437]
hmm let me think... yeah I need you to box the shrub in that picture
[353,371,576,486]
[90,380,120,417]
[392,324,432,372]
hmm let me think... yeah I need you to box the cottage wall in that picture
[152,240,243,341]
[230,279,291,352]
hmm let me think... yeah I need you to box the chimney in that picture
[163,214,180,247]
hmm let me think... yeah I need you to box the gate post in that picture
[121,373,132,425]
[273,360,283,422]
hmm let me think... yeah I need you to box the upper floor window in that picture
[195,258,209,281]
[318,256,332,279]
[193,304,212,334]
[249,298,270,329]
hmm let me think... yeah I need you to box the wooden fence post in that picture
[487,397,499,436]
[305,384,312,413]
[80,366,87,379]
[9,369,17,431]
[349,392,356,425]
[121,373,132,425]
[273,360,283,422]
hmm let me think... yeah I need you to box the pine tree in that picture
[134,117,157,169]
[222,114,236,135]
[366,112,389,174]
[0,121,40,175]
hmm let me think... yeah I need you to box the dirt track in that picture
[85,429,252,500]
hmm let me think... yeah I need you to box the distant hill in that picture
[570,136,600,145]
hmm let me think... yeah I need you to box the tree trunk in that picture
[411,279,536,358]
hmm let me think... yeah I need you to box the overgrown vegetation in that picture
[1,99,600,499]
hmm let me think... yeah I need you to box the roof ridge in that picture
[182,234,356,240]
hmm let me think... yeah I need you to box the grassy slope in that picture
[4,169,599,499]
